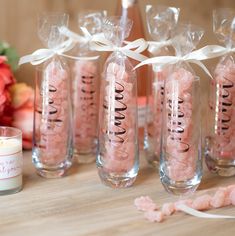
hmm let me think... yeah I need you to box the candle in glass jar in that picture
[0,127,23,195]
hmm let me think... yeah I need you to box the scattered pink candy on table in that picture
[161,202,175,216]
[134,184,235,223]
[134,196,157,212]
[192,194,212,211]
[144,210,164,223]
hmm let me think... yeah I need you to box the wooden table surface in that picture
[0,151,235,236]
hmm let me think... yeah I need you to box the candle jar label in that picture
[0,151,23,179]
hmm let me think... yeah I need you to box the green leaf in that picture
[0,42,5,54]
[4,47,19,71]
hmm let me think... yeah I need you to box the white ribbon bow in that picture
[148,39,172,55]
[190,45,235,59]
[135,45,235,78]
[59,26,104,45]
[135,45,228,78]
[59,26,148,62]
[89,35,148,62]
[19,36,99,66]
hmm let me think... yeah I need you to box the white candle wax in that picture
[0,138,23,191]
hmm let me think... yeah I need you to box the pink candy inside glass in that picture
[35,60,70,165]
[101,62,135,173]
[72,60,99,151]
[164,67,196,181]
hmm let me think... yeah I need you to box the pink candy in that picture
[101,62,136,173]
[36,60,70,165]
[134,196,157,212]
[144,211,164,223]
[134,184,235,223]
[192,194,212,211]
[230,189,235,206]
[174,199,193,211]
[72,60,99,152]
[210,58,235,160]
[148,70,166,158]
[164,67,196,181]
[161,202,175,216]
[210,188,227,208]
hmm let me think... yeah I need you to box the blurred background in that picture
[0,0,234,88]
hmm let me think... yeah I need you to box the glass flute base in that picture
[32,149,73,179]
[74,148,96,164]
[145,152,159,168]
[205,154,235,177]
[160,168,201,196]
[144,136,160,168]
[97,167,137,188]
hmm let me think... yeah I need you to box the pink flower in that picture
[10,83,34,109]
[0,56,15,117]
[10,83,34,149]
[12,107,33,149]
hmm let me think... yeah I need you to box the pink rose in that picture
[10,83,34,149]
[0,56,15,117]
[10,83,34,109]
[12,107,33,149]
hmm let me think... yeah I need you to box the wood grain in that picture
[0,151,234,236]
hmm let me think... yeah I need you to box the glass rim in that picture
[0,126,22,139]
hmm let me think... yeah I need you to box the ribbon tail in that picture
[121,49,148,62]
[19,53,52,66]
[19,54,33,65]
[134,56,178,70]
[60,26,87,43]
[187,59,212,78]
[177,204,235,219]
[59,53,99,61]
[188,45,228,61]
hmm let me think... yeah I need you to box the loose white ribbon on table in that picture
[148,39,172,55]
[89,35,149,62]
[19,35,99,66]
[178,204,235,219]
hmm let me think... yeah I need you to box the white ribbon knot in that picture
[135,44,235,78]
[19,28,100,66]
[59,26,104,45]
[89,36,148,62]
[148,39,172,55]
